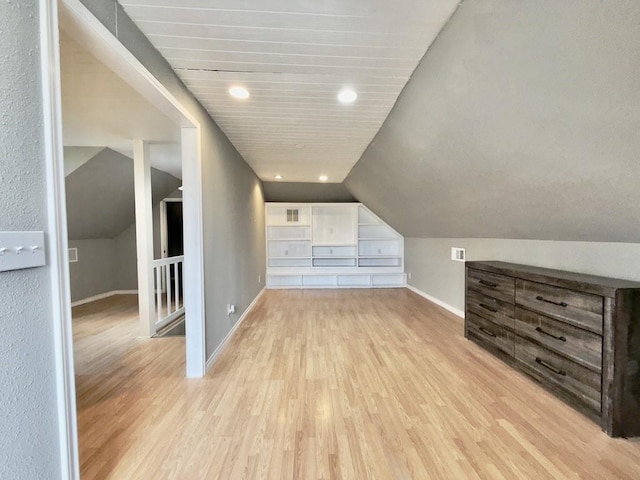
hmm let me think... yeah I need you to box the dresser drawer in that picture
[515,337,601,413]
[515,307,602,372]
[467,268,515,303]
[516,280,603,334]
[467,312,514,357]
[467,289,514,330]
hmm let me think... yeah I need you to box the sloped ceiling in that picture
[344,0,640,243]
[63,146,104,176]
[60,31,183,178]
[65,148,181,239]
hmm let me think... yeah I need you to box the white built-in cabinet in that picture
[266,203,405,288]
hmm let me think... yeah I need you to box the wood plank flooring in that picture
[73,289,640,479]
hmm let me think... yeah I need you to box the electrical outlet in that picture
[258,274,261,283]
[451,247,466,262]
[408,272,412,280]
[227,304,236,316]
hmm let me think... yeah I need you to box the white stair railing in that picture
[152,255,185,331]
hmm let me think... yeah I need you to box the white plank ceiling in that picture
[120,0,460,182]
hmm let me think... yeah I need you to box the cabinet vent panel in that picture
[286,209,299,223]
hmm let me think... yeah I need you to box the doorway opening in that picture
[156,198,185,336]
[44,1,208,477]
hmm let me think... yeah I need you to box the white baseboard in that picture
[205,288,266,373]
[71,290,138,307]
[406,284,465,319]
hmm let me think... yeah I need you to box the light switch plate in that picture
[0,231,46,272]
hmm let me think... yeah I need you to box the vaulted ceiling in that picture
[119,0,460,182]
[66,0,640,243]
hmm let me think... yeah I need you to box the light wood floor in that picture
[73,289,640,479]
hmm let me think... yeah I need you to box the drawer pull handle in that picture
[479,303,498,313]
[479,327,497,338]
[535,357,566,376]
[479,280,498,288]
[535,326,567,342]
[536,295,568,308]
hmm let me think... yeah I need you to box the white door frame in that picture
[43,0,208,477]
[40,1,79,478]
[160,198,183,259]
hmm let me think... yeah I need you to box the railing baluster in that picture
[156,265,162,321]
[174,262,180,310]
[166,261,172,315]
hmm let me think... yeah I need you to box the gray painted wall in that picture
[114,222,139,291]
[345,0,640,243]
[263,182,355,203]
[64,145,181,302]
[0,1,62,478]
[69,202,166,302]
[406,238,640,314]
[78,0,266,359]
[65,148,180,239]
[68,239,117,301]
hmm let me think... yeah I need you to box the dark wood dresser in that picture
[465,261,640,437]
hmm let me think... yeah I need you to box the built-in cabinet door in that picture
[312,205,356,245]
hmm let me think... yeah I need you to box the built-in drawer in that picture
[515,337,601,413]
[312,258,356,267]
[516,280,603,334]
[467,289,515,330]
[515,307,602,372]
[467,312,514,357]
[312,245,356,257]
[467,268,515,303]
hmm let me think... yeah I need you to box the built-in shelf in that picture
[266,203,405,289]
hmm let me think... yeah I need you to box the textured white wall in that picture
[406,238,640,313]
[0,1,62,478]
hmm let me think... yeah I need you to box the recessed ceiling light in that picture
[319,175,328,182]
[274,174,283,180]
[337,89,357,104]
[229,86,250,99]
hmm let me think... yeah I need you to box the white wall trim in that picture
[182,127,206,378]
[71,290,138,308]
[406,284,465,319]
[133,140,156,337]
[205,288,266,373]
[40,0,80,478]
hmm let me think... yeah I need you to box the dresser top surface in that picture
[467,261,640,298]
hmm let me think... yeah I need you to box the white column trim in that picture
[39,0,80,478]
[133,140,156,337]
[182,127,206,378]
